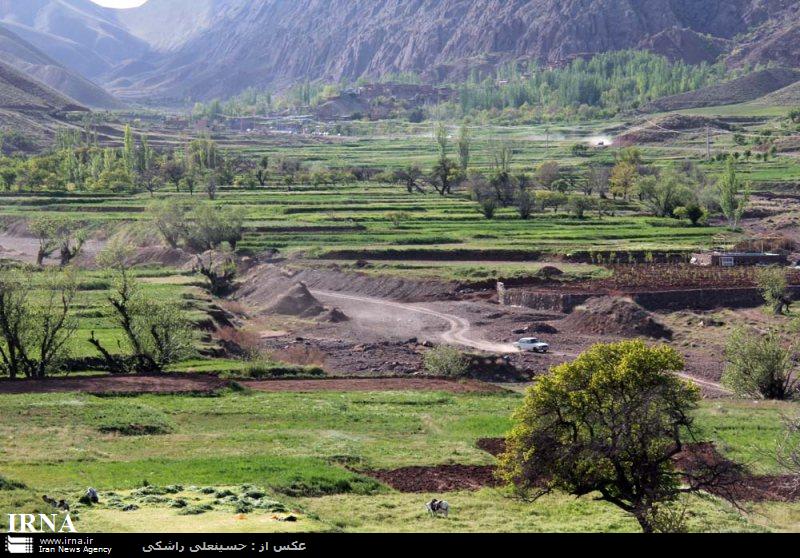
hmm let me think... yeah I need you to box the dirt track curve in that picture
[312,289,519,354]
[313,289,729,394]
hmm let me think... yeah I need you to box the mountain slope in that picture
[0,0,149,79]
[641,68,800,112]
[108,0,796,101]
[3,0,799,103]
[0,57,84,111]
[636,27,731,65]
[726,3,800,70]
[0,23,122,109]
[0,57,86,153]
[113,0,246,52]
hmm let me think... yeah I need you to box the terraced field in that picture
[0,184,724,259]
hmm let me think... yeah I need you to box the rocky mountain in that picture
[636,28,731,65]
[104,0,800,101]
[0,23,121,108]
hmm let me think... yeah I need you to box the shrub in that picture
[178,504,214,516]
[478,196,497,219]
[756,266,791,315]
[387,211,411,228]
[674,204,706,226]
[423,345,469,377]
[516,189,534,220]
[568,195,593,219]
[722,328,797,400]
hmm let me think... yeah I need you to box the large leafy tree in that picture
[499,340,726,532]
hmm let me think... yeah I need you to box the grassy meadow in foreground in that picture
[0,388,796,532]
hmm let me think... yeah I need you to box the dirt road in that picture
[312,289,520,353]
[313,289,729,394]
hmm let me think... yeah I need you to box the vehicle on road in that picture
[513,337,550,353]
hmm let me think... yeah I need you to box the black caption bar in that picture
[3,532,791,556]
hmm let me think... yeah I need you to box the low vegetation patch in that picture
[0,475,26,490]
[219,357,325,380]
[423,346,470,377]
[87,402,175,436]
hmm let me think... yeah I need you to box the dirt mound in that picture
[321,307,349,323]
[476,438,506,457]
[364,465,501,493]
[236,265,328,318]
[536,266,564,278]
[236,262,458,307]
[529,323,558,334]
[561,297,672,339]
[263,282,325,318]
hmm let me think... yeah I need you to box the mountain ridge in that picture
[107,0,800,101]
[4,0,800,103]
[0,23,122,109]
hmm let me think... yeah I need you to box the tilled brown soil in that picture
[476,437,507,457]
[0,374,228,395]
[243,377,504,393]
[674,442,800,503]
[364,465,503,493]
[476,438,800,503]
[0,375,504,395]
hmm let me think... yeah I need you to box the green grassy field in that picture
[7,267,212,363]
[0,388,796,532]
[225,118,800,179]
[0,183,728,258]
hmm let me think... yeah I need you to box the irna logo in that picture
[7,514,76,533]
